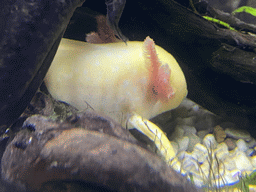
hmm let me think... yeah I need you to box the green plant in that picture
[232,6,256,17]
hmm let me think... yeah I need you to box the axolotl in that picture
[44,36,187,164]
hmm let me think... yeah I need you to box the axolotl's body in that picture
[45,37,187,124]
[44,37,187,163]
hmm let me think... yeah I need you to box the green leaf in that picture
[202,16,236,31]
[232,6,256,17]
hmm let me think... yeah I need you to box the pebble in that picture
[236,139,248,152]
[213,125,226,143]
[251,156,256,167]
[233,151,253,171]
[223,158,236,171]
[177,136,189,152]
[225,128,252,142]
[194,113,218,131]
[224,138,237,150]
[203,134,218,149]
[182,125,197,135]
[171,141,179,155]
[247,149,255,156]
[176,116,196,126]
[197,130,209,140]
[186,133,201,152]
[214,142,229,160]
[248,138,256,148]
[163,98,256,189]
[177,134,256,188]
[170,126,184,140]
[192,144,208,163]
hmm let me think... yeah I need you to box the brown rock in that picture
[224,138,237,151]
[214,125,226,143]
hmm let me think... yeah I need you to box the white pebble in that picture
[251,156,256,168]
[223,158,236,171]
[180,168,187,176]
[170,126,184,141]
[181,125,197,135]
[182,156,199,172]
[183,151,193,158]
[248,138,256,148]
[177,151,186,161]
[249,185,256,192]
[229,169,241,178]
[179,98,197,110]
[212,167,225,179]
[203,134,218,149]
[246,149,254,156]
[187,133,201,152]
[214,143,229,160]
[199,162,210,179]
[169,157,181,172]
[192,143,208,163]
[194,143,208,154]
[236,139,248,152]
[212,177,226,188]
[191,175,204,188]
[233,151,253,171]
[222,169,241,185]
[177,136,189,151]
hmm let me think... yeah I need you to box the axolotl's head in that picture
[44,36,187,126]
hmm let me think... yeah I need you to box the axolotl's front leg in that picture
[44,36,187,165]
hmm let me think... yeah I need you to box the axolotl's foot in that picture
[127,113,177,166]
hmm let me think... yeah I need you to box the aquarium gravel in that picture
[152,98,256,190]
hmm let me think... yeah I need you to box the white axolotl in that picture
[44,36,187,164]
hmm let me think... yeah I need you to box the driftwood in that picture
[0,0,85,132]
[129,0,256,83]
[1,91,201,192]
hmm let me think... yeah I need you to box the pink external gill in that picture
[143,36,174,101]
